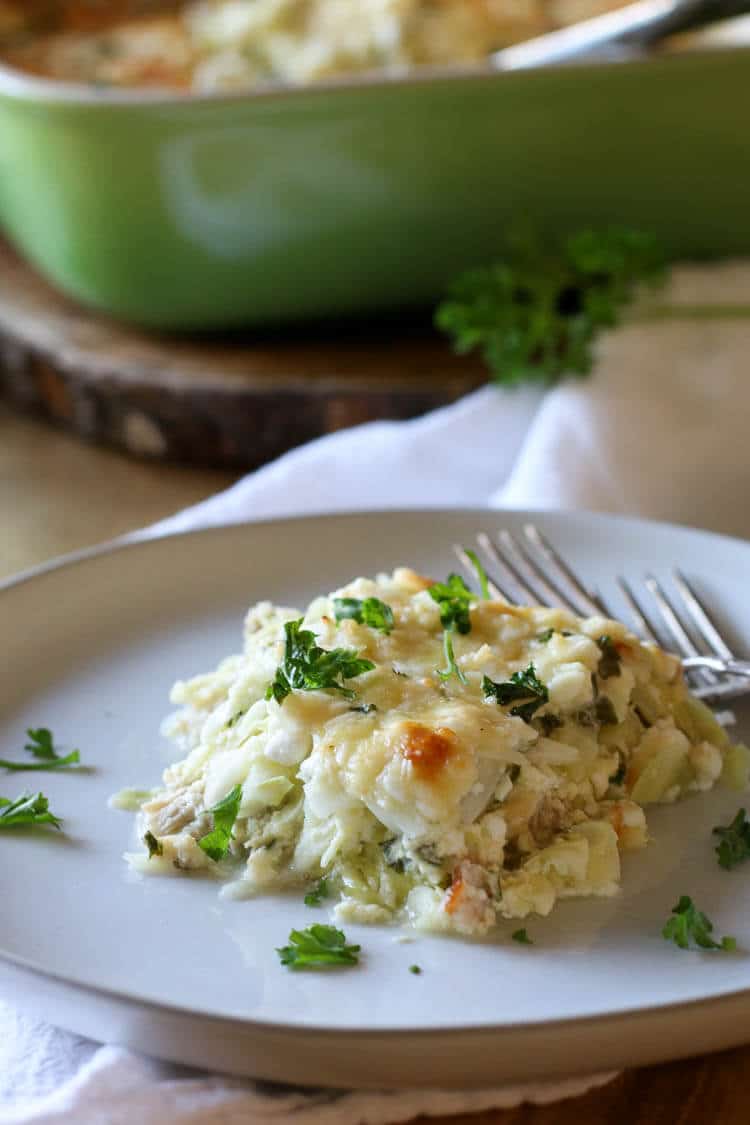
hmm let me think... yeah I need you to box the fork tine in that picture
[672,569,734,660]
[523,525,606,617]
[477,532,539,605]
[452,543,507,600]
[616,576,660,644]
[498,530,585,613]
[644,573,718,687]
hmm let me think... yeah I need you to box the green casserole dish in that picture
[0,46,748,329]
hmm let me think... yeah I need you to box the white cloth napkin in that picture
[3,262,750,1124]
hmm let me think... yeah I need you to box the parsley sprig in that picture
[198,784,243,862]
[713,809,750,871]
[333,597,394,635]
[277,924,360,970]
[267,619,375,705]
[428,574,473,634]
[0,791,62,830]
[435,226,664,387]
[662,896,736,952]
[483,665,549,723]
[430,574,474,684]
[0,728,80,773]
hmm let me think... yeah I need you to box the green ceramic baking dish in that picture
[0,46,749,329]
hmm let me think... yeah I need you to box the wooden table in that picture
[3,404,749,1122]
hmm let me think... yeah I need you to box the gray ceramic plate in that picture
[2,509,750,1088]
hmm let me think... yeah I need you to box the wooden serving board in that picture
[0,241,487,469]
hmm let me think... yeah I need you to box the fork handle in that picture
[682,655,750,678]
[493,0,750,71]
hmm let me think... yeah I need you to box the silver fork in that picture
[454,525,750,708]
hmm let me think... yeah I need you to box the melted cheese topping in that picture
[3,1,631,91]
[128,566,738,936]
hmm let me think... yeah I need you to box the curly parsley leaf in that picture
[437,628,467,685]
[0,791,62,831]
[304,878,330,907]
[266,619,375,705]
[713,809,750,871]
[662,896,737,952]
[483,665,549,723]
[198,784,243,862]
[333,597,394,635]
[464,549,491,601]
[596,635,622,680]
[277,924,360,970]
[435,226,664,387]
[429,574,473,635]
[0,728,81,773]
[512,928,533,945]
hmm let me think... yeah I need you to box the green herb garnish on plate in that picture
[0,791,62,831]
[713,808,750,871]
[277,924,360,970]
[0,727,80,772]
[662,896,736,952]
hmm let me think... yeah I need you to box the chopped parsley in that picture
[0,791,62,831]
[428,574,474,635]
[409,964,422,974]
[662,896,737,952]
[537,628,555,643]
[198,784,243,862]
[512,928,533,945]
[266,618,375,705]
[483,665,549,723]
[277,924,360,970]
[349,703,378,714]
[713,809,750,871]
[304,878,330,907]
[144,830,163,858]
[333,597,394,634]
[435,226,664,387]
[596,636,622,680]
[0,728,81,773]
[464,548,491,601]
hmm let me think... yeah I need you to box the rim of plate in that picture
[2,505,750,1043]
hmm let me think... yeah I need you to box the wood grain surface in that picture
[0,240,487,469]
